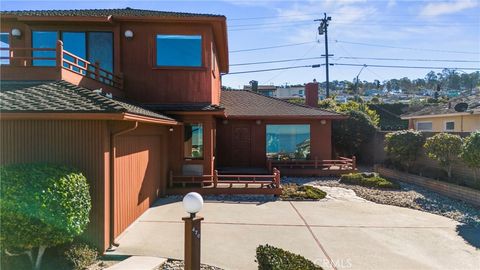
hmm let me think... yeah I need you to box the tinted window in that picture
[62,32,86,74]
[156,35,202,67]
[266,125,310,160]
[88,32,113,72]
[184,124,203,159]
[32,31,57,66]
[0,33,9,65]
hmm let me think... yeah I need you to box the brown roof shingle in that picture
[220,90,344,118]
[0,8,224,18]
[0,80,176,121]
[402,93,480,118]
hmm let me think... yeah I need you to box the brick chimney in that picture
[305,80,319,107]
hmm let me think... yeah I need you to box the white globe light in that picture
[183,192,203,214]
[124,30,134,39]
[11,28,21,37]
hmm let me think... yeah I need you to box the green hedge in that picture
[368,103,408,131]
[256,244,323,270]
[340,172,400,189]
[0,163,91,250]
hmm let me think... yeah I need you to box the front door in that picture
[231,125,251,166]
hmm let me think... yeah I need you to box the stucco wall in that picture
[411,114,480,132]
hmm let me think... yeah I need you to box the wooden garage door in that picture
[114,135,163,238]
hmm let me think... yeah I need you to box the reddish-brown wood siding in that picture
[216,119,332,168]
[113,131,165,238]
[0,120,110,250]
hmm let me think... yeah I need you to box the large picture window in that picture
[156,34,202,67]
[0,33,9,65]
[184,124,204,159]
[266,124,310,160]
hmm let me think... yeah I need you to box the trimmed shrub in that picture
[340,172,400,189]
[384,130,425,171]
[0,163,91,270]
[424,133,463,180]
[64,243,98,270]
[256,244,323,270]
[281,184,326,200]
[460,131,480,182]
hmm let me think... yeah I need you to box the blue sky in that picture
[2,0,479,89]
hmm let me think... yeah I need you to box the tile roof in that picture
[0,8,224,18]
[0,80,175,121]
[402,93,480,118]
[143,103,224,112]
[220,90,343,118]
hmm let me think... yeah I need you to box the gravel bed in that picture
[160,259,224,270]
[284,176,480,227]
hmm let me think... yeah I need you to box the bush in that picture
[385,130,425,171]
[0,163,91,270]
[424,133,463,180]
[340,172,400,189]
[460,131,480,182]
[281,184,326,200]
[256,244,323,270]
[64,243,98,270]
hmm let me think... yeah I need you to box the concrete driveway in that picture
[110,187,480,270]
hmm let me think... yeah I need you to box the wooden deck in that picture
[167,168,282,195]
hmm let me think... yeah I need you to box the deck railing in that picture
[169,168,281,189]
[0,40,123,89]
[267,156,356,172]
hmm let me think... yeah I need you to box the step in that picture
[106,256,167,270]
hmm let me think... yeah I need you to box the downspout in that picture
[108,121,138,250]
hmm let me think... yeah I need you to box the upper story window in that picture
[156,34,202,67]
[416,121,433,131]
[445,121,455,131]
[32,31,57,66]
[32,31,113,73]
[0,33,9,65]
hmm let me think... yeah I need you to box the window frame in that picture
[153,33,205,70]
[183,122,204,160]
[416,121,433,131]
[30,30,114,72]
[0,32,10,65]
[266,124,311,160]
[444,120,455,132]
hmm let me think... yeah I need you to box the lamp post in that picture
[182,192,204,270]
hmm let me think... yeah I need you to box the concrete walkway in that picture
[110,187,480,270]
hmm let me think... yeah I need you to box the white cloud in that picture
[419,0,479,17]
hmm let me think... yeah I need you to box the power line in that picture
[335,40,480,55]
[230,56,480,66]
[332,63,480,70]
[229,41,317,53]
[226,63,480,75]
[228,64,322,75]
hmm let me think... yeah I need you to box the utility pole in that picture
[315,13,332,98]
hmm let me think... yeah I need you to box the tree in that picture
[333,110,377,158]
[0,163,92,270]
[385,130,425,171]
[424,133,463,180]
[460,131,480,182]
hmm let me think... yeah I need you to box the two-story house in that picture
[0,8,349,251]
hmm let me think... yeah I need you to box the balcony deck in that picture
[1,40,124,97]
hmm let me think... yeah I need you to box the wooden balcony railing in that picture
[169,168,281,189]
[267,156,357,172]
[0,40,123,89]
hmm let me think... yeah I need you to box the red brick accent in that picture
[375,166,480,208]
[305,82,319,107]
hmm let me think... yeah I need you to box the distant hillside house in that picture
[401,93,480,132]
